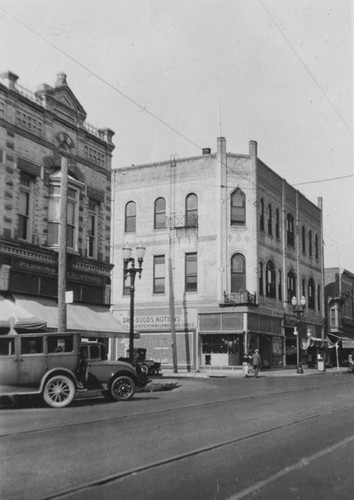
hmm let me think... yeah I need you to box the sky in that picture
[0,0,353,270]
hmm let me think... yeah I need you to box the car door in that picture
[17,335,47,387]
[0,336,17,387]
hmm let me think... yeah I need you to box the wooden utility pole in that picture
[169,255,178,373]
[58,156,68,332]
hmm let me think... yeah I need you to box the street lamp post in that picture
[291,295,306,373]
[123,245,146,364]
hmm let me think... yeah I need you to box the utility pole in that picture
[58,156,68,332]
[169,154,178,373]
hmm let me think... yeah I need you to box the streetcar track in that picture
[39,408,344,500]
[1,379,352,439]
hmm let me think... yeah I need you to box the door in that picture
[0,336,17,387]
[17,336,46,387]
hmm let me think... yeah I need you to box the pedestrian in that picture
[252,349,262,378]
[242,353,252,378]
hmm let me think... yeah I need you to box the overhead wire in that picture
[1,3,352,262]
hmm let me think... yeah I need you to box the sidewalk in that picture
[160,366,349,379]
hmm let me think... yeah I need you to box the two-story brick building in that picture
[111,137,325,370]
[0,71,126,340]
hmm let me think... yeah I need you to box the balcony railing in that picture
[221,291,257,307]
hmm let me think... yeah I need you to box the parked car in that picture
[0,331,149,408]
[118,348,161,375]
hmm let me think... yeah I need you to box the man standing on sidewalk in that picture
[252,349,262,378]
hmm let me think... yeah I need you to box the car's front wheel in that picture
[43,375,75,408]
[110,375,135,401]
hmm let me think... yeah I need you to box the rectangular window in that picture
[48,184,78,250]
[153,255,165,293]
[0,338,15,356]
[18,173,33,241]
[185,253,197,292]
[88,199,98,258]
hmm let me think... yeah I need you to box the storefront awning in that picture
[11,295,130,337]
[0,295,47,330]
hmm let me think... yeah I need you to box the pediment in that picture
[52,85,87,119]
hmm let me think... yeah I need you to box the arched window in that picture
[260,198,264,231]
[231,253,246,292]
[287,214,294,246]
[154,197,166,229]
[275,208,280,238]
[301,225,306,253]
[230,188,245,225]
[185,193,198,227]
[308,230,312,256]
[266,261,276,298]
[125,201,136,232]
[267,204,272,235]
[287,270,296,302]
[308,278,315,309]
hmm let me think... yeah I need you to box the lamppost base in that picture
[297,364,304,374]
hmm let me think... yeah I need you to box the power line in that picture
[258,0,352,135]
[293,174,354,186]
[0,5,202,151]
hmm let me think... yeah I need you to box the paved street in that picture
[1,371,354,500]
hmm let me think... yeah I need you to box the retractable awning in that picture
[0,295,46,330]
[11,295,131,337]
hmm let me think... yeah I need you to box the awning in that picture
[0,294,46,330]
[12,294,131,337]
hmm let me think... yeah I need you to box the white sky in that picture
[0,0,353,270]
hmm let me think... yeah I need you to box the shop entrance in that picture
[200,334,243,367]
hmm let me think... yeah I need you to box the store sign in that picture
[115,309,197,330]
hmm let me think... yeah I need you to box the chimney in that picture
[249,140,257,157]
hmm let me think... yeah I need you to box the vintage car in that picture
[118,348,161,375]
[0,331,148,408]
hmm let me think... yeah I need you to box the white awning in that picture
[12,295,130,337]
[0,295,46,330]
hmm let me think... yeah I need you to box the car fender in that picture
[39,368,78,393]
[107,370,138,387]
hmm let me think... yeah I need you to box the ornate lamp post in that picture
[291,295,306,373]
[123,246,146,364]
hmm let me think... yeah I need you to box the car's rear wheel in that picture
[43,375,75,408]
[110,375,135,401]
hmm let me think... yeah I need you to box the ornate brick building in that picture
[111,137,325,370]
[0,71,123,336]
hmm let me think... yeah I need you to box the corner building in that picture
[111,137,324,370]
[0,71,123,337]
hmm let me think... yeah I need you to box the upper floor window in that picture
[287,270,296,302]
[48,174,80,251]
[315,234,319,259]
[259,262,264,296]
[260,198,264,231]
[125,201,136,233]
[330,306,338,329]
[154,197,166,229]
[267,204,272,235]
[301,225,306,253]
[266,261,276,298]
[275,208,280,238]
[230,188,245,225]
[308,230,312,256]
[287,214,294,246]
[278,270,282,300]
[153,255,165,293]
[231,253,246,292]
[185,252,197,292]
[18,173,33,242]
[87,199,99,258]
[185,193,198,227]
[308,278,315,309]
[317,285,321,311]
